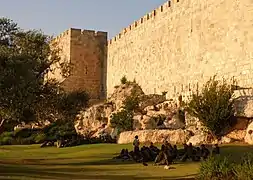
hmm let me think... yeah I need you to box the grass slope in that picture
[0,143,252,180]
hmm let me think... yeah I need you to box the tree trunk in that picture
[0,119,5,134]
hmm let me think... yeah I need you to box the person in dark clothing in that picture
[181,143,194,162]
[200,144,210,160]
[113,149,126,159]
[154,145,169,166]
[149,142,159,153]
[193,147,201,161]
[172,145,178,160]
[212,144,220,155]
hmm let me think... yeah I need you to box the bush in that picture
[110,110,133,132]
[198,155,234,180]
[32,133,47,143]
[0,131,14,145]
[122,95,139,112]
[233,153,253,180]
[187,76,235,137]
[120,76,127,84]
[198,153,253,180]
[0,136,14,145]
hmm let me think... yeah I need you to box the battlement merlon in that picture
[52,28,107,42]
[107,0,180,45]
[69,28,108,38]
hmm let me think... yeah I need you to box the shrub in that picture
[198,155,234,180]
[0,131,14,145]
[233,153,253,180]
[0,136,14,145]
[33,133,47,143]
[110,110,133,132]
[120,76,127,84]
[187,76,235,137]
[122,95,139,112]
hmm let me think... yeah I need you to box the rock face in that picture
[187,133,208,146]
[117,129,190,144]
[185,112,205,135]
[234,89,253,118]
[74,83,176,137]
[245,121,253,144]
[75,103,114,136]
[226,130,246,141]
[108,82,144,110]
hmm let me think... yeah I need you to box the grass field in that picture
[0,143,252,180]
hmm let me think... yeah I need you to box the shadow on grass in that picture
[0,163,196,180]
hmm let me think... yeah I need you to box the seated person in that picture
[212,144,220,155]
[178,143,188,157]
[172,145,178,160]
[113,149,126,159]
[181,143,194,162]
[200,144,210,160]
[154,145,167,165]
[149,142,159,153]
[192,147,201,161]
[122,149,130,160]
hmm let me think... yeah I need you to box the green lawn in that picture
[0,143,252,180]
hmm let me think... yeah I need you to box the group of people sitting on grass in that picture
[114,135,220,166]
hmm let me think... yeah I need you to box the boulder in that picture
[226,130,246,141]
[185,112,205,135]
[133,114,143,130]
[233,117,249,130]
[164,115,185,130]
[220,136,233,144]
[187,133,208,146]
[117,129,189,144]
[244,121,253,144]
[139,94,166,110]
[141,115,157,130]
[74,103,114,136]
[234,97,253,118]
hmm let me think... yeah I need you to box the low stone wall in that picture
[117,129,189,144]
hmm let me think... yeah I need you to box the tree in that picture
[187,76,236,137]
[0,18,64,132]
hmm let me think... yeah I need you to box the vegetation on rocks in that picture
[120,75,127,84]
[187,76,236,138]
[110,80,141,132]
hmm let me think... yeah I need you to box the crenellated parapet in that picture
[108,0,180,45]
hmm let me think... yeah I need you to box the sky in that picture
[0,0,168,39]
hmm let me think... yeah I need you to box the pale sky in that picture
[0,0,167,39]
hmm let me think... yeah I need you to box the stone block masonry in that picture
[51,0,253,100]
[107,0,253,99]
[49,28,108,99]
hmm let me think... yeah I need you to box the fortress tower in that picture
[49,28,107,99]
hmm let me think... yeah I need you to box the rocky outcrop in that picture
[226,130,246,141]
[75,103,114,136]
[244,121,253,144]
[74,83,179,136]
[108,82,144,110]
[234,89,253,118]
[185,112,206,135]
[117,129,190,144]
[187,133,208,146]
[139,94,166,110]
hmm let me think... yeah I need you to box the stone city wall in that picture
[107,0,253,99]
